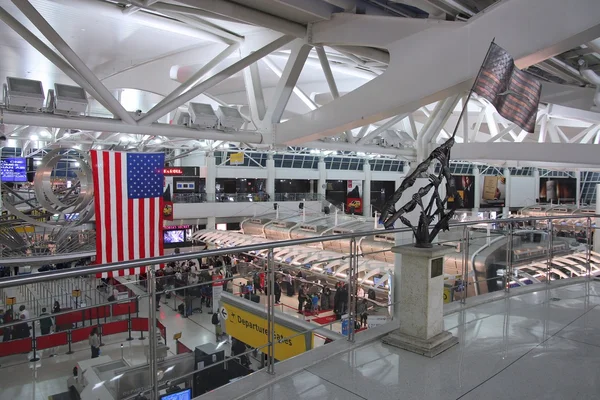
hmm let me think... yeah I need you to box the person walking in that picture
[322,285,331,310]
[89,327,100,358]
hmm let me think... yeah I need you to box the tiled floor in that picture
[241,281,600,400]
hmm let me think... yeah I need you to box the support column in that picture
[172,149,182,167]
[533,168,540,203]
[472,166,481,218]
[206,216,216,230]
[503,167,511,218]
[147,265,158,400]
[576,170,581,206]
[363,160,372,217]
[318,157,326,201]
[383,245,458,357]
[595,184,600,253]
[206,152,216,202]
[266,153,275,200]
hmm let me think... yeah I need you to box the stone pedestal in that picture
[382,244,458,357]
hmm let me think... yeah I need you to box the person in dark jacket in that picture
[297,284,306,314]
[2,310,12,342]
[274,278,282,305]
[39,308,53,335]
[322,285,331,310]
[14,314,30,339]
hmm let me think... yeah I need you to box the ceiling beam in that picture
[276,0,600,146]
[0,111,263,143]
[175,0,306,37]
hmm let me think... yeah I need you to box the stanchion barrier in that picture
[66,330,74,354]
[71,326,95,343]
[36,332,68,350]
[157,320,167,343]
[55,309,81,328]
[176,340,192,354]
[101,320,129,336]
[0,337,32,357]
[131,317,149,332]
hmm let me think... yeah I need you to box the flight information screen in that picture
[0,158,27,182]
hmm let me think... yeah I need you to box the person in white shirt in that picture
[19,305,30,320]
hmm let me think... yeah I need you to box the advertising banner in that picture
[481,176,506,207]
[447,175,475,209]
[539,178,576,203]
[220,303,307,360]
[346,180,363,214]
[163,201,174,221]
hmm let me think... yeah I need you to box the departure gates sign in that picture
[221,303,308,360]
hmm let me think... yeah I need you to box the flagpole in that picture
[450,38,496,139]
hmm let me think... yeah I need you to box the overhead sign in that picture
[221,303,307,360]
[162,167,199,176]
[229,152,244,164]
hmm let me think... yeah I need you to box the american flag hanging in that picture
[91,151,165,278]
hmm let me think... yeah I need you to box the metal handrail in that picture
[0,214,595,289]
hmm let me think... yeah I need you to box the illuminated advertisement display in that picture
[1,158,27,182]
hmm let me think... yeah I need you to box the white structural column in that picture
[277,0,600,145]
[363,160,372,217]
[503,168,511,218]
[318,157,326,200]
[206,216,216,230]
[472,166,481,217]
[576,170,581,206]
[206,152,217,202]
[266,154,275,200]
[595,185,600,253]
[533,168,540,202]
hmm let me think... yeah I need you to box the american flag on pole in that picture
[91,150,165,278]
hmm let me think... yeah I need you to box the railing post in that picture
[347,237,357,342]
[30,323,39,362]
[66,330,74,355]
[505,223,513,293]
[266,248,275,375]
[127,307,134,341]
[461,225,469,305]
[546,219,553,285]
[586,217,592,279]
[147,264,159,400]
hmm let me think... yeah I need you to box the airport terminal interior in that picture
[0,0,600,399]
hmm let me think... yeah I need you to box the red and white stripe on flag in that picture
[91,150,165,278]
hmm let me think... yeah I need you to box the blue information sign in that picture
[0,158,27,182]
[160,389,192,400]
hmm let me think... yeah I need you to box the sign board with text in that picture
[221,303,308,360]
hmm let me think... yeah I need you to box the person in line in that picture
[89,327,100,358]
[322,285,331,310]
[14,314,30,339]
[297,284,306,314]
[18,305,30,321]
[52,301,62,332]
[285,271,294,296]
[357,298,369,328]
[39,308,54,336]
[274,278,282,305]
